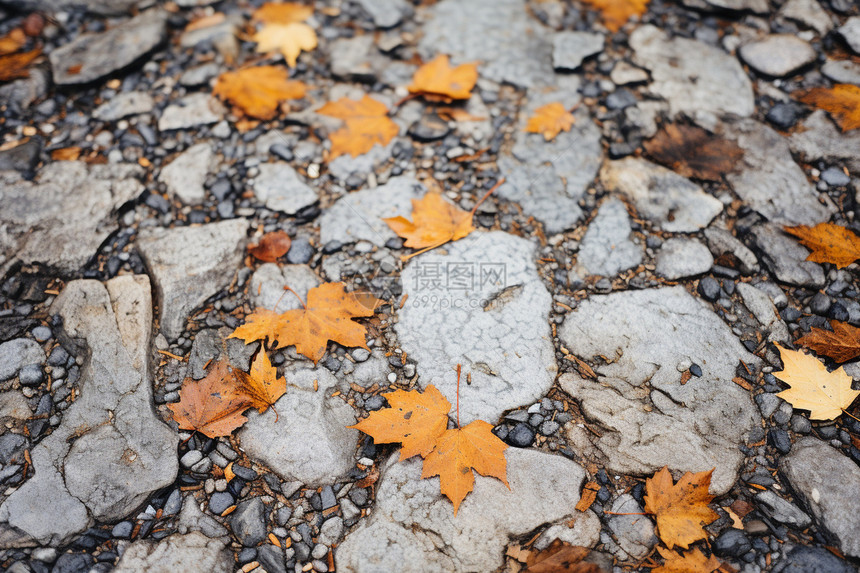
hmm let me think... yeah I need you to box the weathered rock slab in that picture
[573,198,642,278]
[113,531,232,573]
[159,143,216,204]
[252,163,318,215]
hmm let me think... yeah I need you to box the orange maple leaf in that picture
[773,344,859,421]
[248,230,292,262]
[652,547,721,573]
[643,466,718,550]
[0,28,25,56]
[525,102,575,141]
[796,320,860,363]
[229,282,377,364]
[525,541,605,573]
[251,2,317,67]
[796,84,860,132]
[408,55,478,102]
[783,222,860,269]
[213,66,306,120]
[421,419,509,514]
[350,384,451,460]
[252,2,313,24]
[237,350,287,415]
[167,362,252,438]
[0,48,40,82]
[317,95,399,159]
[579,0,650,32]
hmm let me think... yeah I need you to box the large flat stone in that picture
[0,276,178,546]
[395,231,556,424]
[789,110,860,175]
[573,198,643,278]
[159,143,216,204]
[559,287,760,494]
[747,224,825,288]
[137,219,249,340]
[113,531,232,572]
[0,161,143,276]
[335,449,587,572]
[252,163,318,215]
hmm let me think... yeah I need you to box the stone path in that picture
[1,0,860,571]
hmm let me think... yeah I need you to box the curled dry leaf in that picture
[773,344,859,421]
[213,66,306,120]
[0,48,40,82]
[525,102,575,141]
[526,540,606,573]
[248,230,292,262]
[652,547,721,573]
[50,147,82,161]
[796,320,860,363]
[644,123,744,182]
[408,54,478,102]
[783,222,860,269]
[229,282,377,364]
[317,95,399,159]
[575,481,600,512]
[796,84,860,132]
[167,362,252,438]
[579,0,650,32]
[644,466,718,550]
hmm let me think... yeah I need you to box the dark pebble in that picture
[257,544,287,573]
[505,410,529,423]
[293,542,311,562]
[270,143,294,162]
[364,395,385,411]
[232,465,258,481]
[829,302,850,322]
[111,521,133,539]
[766,102,799,129]
[505,423,535,447]
[0,137,41,172]
[286,237,314,264]
[606,88,636,110]
[408,112,451,142]
[18,364,44,386]
[348,487,368,506]
[689,363,702,377]
[777,546,855,573]
[714,529,752,557]
[809,292,831,315]
[210,179,232,201]
[781,307,801,322]
[320,485,337,509]
[768,429,791,453]
[820,167,850,187]
[492,425,509,440]
[51,553,94,573]
[144,193,170,213]
[138,520,154,538]
[322,240,342,254]
[163,488,182,515]
[208,491,234,514]
[237,548,258,565]
[528,413,544,427]
[597,486,611,503]
[697,277,720,301]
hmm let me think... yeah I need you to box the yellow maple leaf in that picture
[580,0,650,32]
[252,2,313,24]
[317,95,399,159]
[644,467,718,550]
[783,222,860,269]
[525,102,575,141]
[408,55,478,102]
[254,22,317,67]
[797,84,860,132]
[237,350,287,415]
[653,547,721,573]
[212,66,306,120]
[773,344,860,421]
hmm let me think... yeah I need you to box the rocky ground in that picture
[1,0,860,571]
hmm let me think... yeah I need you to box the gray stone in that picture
[703,227,759,275]
[137,219,249,340]
[552,32,604,70]
[498,105,602,235]
[0,66,49,115]
[601,158,722,232]
[318,517,344,546]
[838,17,860,54]
[231,497,267,547]
[1,0,138,14]
[0,161,143,276]
[780,0,833,35]
[319,177,425,247]
[822,59,860,86]
[790,110,860,175]
[630,25,754,118]
[395,231,557,424]
[737,283,789,342]
[113,531,232,573]
[559,287,760,494]
[655,238,714,280]
[178,494,229,538]
[573,199,642,278]
[93,91,154,121]
[249,264,322,314]
[238,367,359,485]
[158,93,225,132]
[781,437,860,557]
[327,139,395,183]
[188,327,255,379]
[417,0,555,89]
[722,119,835,225]
[607,495,658,560]
[0,138,40,172]
[329,36,384,80]
[358,0,410,28]
[49,10,167,85]
[0,277,178,546]
[179,62,220,87]
[610,61,649,85]
[252,163,318,215]
[336,449,587,572]
[0,339,45,381]
[683,0,768,13]
[755,490,811,528]
[0,391,32,421]
[534,510,601,550]
[159,143,215,204]
[747,224,825,288]
[739,35,816,77]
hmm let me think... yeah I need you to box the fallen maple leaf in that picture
[0,28,25,56]
[783,222,860,269]
[773,344,860,421]
[229,282,376,364]
[525,102,575,141]
[652,547,721,573]
[50,147,82,161]
[384,180,503,260]
[796,320,860,363]
[526,540,606,573]
[252,2,313,24]
[579,0,650,32]
[167,362,252,438]
[575,481,600,512]
[796,84,860,132]
[317,95,399,159]
[644,123,744,182]
[237,350,287,415]
[421,419,508,514]
[213,66,306,120]
[644,466,718,550]
[248,230,292,262]
[350,384,451,460]
[254,22,317,68]
[408,55,478,102]
[0,48,40,82]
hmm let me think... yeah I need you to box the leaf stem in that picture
[469,177,506,218]
[283,285,307,309]
[456,363,461,429]
[842,408,860,423]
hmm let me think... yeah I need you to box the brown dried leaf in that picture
[796,320,860,363]
[783,222,860,269]
[644,123,744,182]
[248,230,292,262]
[575,481,600,512]
[167,362,252,438]
[526,540,606,573]
[797,84,860,132]
[644,466,718,549]
[0,48,40,82]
